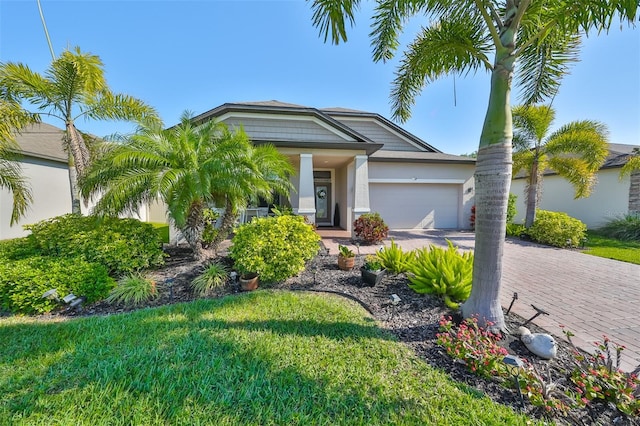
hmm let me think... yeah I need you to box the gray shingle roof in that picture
[13,123,67,162]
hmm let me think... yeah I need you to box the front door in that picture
[314,172,332,226]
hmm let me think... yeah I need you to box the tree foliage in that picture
[0,47,159,213]
[308,0,637,330]
[512,104,609,227]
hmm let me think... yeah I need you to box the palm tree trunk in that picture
[65,122,91,214]
[182,201,205,260]
[66,151,81,215]
[210,198,239,252]
[524,158,540,228]
[461,42,515,332]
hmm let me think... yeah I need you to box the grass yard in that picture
[150,222,170,244]
[1,291,533,425]
[584,231,640,264]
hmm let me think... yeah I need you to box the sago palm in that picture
[0,47,159,214]
[80,112,293,259]
[512,104,609,228]
[309,0,637,330]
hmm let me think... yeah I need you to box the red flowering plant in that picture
[436,315,508,378]
[563,328,640,417]
[520,362,573,418]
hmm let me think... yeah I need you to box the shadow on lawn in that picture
[2,296,483,425]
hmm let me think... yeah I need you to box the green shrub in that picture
[597,213,640,242]
[107,274,157,306]
[377,240,415,274]
[229,215,320,284]
[353,212,389,244]
[528,210,587,248]
[0,256,115,314]
[201,208,220,247]
[0,237,39,261]
[407,241,473,309]
[506,223,526,237]
[506,193,518,224]
[24,214,165,275]
[192,261,228,296]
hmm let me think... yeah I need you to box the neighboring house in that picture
[0,123,71,239]
[0,123,152,240]
[184,101,476,234]
[510,143,640,229]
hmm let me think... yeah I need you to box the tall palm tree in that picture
[0,97,39,224]
[309,0,637,330]
[512,104,609,227]
[80,112,293,260]
[0,47,159,214]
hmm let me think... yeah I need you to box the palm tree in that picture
[0,47,159,214]
[309,0,637,330]
[512,105,609,228]
[80,112,293,260]
[0,97,39,224]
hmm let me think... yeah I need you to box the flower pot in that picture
[338,255,355,271]
[360,267,385,287]
[239,273,259,291]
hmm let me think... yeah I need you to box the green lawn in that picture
[1,291,533,425]
[150,222,170,244]
[584,231,640,265]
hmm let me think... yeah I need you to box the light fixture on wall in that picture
[466,187,474,194]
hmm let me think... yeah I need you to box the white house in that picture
[187,101,476,233]
[510,143,640,229]
[0,123,152,239]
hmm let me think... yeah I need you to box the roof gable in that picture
[189,101,443,155]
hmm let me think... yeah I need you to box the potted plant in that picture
[361,254,386,286]
[337,244,356,271]
[238,271,259,291]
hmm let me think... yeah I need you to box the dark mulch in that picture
[51,244,639,425]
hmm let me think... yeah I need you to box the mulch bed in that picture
[50,244,639,425]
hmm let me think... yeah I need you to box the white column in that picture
[352,154,370,235]
[296,153,316,225]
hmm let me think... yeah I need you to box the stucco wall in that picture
[0,157,71,239]
[510,168,630,229]
[368,162,475,229]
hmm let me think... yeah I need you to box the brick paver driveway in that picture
[319,229,640,372]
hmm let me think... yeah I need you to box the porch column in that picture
[297,153,316,225]
[352,154,370,235]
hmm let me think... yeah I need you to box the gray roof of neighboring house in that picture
[513,143,639,179]
[12,123,67,162]
[602,143,639,169]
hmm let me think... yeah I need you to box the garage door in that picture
[369,183,460,229]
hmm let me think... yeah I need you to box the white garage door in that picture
[369,183,460,229]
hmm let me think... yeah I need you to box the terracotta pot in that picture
[360,267,386,287]
[337,255,355,271]
[239,273,259,291]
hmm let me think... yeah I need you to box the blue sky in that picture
[1,0,638,155]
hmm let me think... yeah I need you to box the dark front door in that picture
[314,171,332,226]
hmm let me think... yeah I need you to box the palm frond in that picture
[0,152,33,224]
[547,156,599,199]
[310,0,361,44]
[512,104,555,146]
[544,120,609,171]
[391,15,492,122]
[83,91,161,127]
[511,149,535,177]
[515,28,581,105]
[370,0,422,62]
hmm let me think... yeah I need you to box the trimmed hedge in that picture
[25,214,165,275]
[230,215,320,284]
[0,256,115,314]
[528,210,587,248]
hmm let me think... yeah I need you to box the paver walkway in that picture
[318,229,640,372]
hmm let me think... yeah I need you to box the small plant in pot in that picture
[361,254,385,286]
[337,244,355,271]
